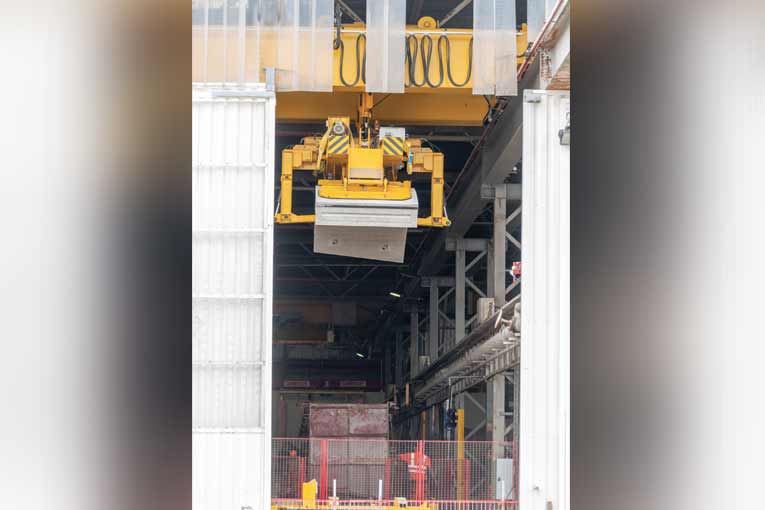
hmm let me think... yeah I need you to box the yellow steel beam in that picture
[276,91,488,126]
[192,23,528,93]
[277,149,316,224]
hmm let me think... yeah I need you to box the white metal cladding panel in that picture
[193,165,267,231]
[193,233,265,296]
[519,90,570,510]
[472,0,496,95]
[193,432,267,509]
[192,85,275,510]
[193,0,333,91]
[194,299,264,362]
[365,0,406,93]
[193,365,264,427]
[526,0,545,43]
[192,0,279,84]
[276,0,334,91]
[494,0,517,96]
[473,0,517,96]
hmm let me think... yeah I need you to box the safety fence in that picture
[272,438,516,507]
[272,500,516,510]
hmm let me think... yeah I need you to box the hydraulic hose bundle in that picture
[405,34,473,88]
[333,30,473,89]
[335,31,367,87]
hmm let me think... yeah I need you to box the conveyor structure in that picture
[411,297,521,408]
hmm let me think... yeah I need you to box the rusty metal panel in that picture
[308,403,390,438]
[348,406,389,436]
[310,406,350,437]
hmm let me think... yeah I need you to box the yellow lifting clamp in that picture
[275,92,450,262]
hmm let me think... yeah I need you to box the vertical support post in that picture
[487,373,506,498]
[429,279,439,360]
[456,408,465,499]
[384,457,391,498]
[319,439,328,499]
[279,150,294,218]
[489,373,506,443]
[415,440,426,500]
[519,91,570,510]
[410,308,419,377]
[384,341,392,386]
[493,185,507,307]
[279,394,286,437]
[394,331,403,390]
[455,241,466,341]
[486,240,495,298]
[429,152,446,225]
[513,367,520,496]
[299,456,306,491]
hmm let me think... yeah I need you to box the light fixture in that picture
[355,352,365,358]
[389,291,401,298]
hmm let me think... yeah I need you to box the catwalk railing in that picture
[272,438,517,507]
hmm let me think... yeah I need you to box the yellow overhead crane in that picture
[276,92,447,229]
[268,17,529,262]
[275,90,448,262]
[192,18,528,124]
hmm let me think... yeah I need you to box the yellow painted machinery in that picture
[276,92,450,262]
[268,16,530,262]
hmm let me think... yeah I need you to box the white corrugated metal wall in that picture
[519,90,570,510]
[192,87,276,510]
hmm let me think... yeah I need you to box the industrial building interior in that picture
[271,0,535,443]
[193,0,569,506]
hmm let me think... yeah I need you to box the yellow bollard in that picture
[301,479,317,509]
[456,409,465,500]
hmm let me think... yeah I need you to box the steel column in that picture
[493,186,508,306]
[410,308,420,377]
[513,367,520,464]
[394,331,403,389]
[429,279,439,361]
[487,373,507,443]
[455,241,467,342]
[385,341,392,385]
[487,372,507,498]
[486,240,495,298]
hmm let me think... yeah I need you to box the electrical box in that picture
[379,126,406,139]
[477,297,496,323]
[495,458,514,499]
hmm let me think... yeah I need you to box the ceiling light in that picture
[355,352,365,358]
[389,292,401,298]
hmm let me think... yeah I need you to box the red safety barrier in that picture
[272,500,518,510]
[272,438,517,504]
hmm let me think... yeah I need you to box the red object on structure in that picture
[511,261,521,278]
[399,442,431,500]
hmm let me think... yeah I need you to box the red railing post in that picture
[415,440,425,501]
[319,439,328,499]
[299,457,305,495]
[384,456,391,499]
[513,438,518,502]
